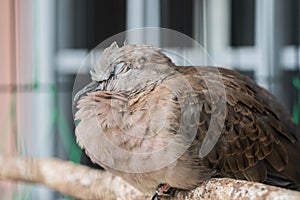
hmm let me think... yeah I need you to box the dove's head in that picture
[74,42,176,102]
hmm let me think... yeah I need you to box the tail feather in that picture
[282,142,300,187]
[265,140,300,191]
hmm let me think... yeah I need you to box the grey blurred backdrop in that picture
[0,0,299,199]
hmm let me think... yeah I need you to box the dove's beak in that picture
[73,81,99,105]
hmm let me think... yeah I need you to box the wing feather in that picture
[189,66,300,189]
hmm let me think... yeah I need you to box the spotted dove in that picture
[74,43,300,198]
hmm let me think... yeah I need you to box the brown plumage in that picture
[74,42,300,197]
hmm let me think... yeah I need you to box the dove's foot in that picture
[151,183,171,200]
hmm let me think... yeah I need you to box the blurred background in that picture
[0,0,299,199]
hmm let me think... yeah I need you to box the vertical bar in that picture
[145,0,160,46]
[32,0,55,155]
[0,0,13,87]
[32,0,56,199]
[193,0,203,45]
[57,0,75,49]
[255,0,285,100]
[255,0,271,89]
[194,0,209,65]
[206,0,230,56]
[126,0,145,43]
[0,2,16,198]
[145,0,160,27]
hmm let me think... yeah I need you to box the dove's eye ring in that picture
[113,62,130,75]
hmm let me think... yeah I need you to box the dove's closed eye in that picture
[113,62,129,75]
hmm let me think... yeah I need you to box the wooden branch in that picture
[0,155,300,200]
[0,155,144,200]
